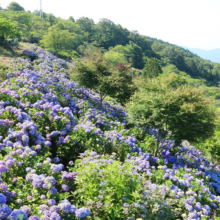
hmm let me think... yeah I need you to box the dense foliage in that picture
[7,2,25,12]
[0,44,220,220]
[142,58,162,78]
[0,17,21,44]
[70,51,135,106]
[127,78,216,156]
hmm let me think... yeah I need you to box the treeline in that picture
[1,2,220,85]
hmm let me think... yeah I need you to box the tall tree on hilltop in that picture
[7,2,25,11]
[68,16,75,22]
[76,17,94,41]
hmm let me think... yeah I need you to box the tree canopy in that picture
[0,16,21,43]
[127,79,216,156]
[40,25,76,54]
[71,52,135,106]
[7,2,25,11]
[142,58,162,78]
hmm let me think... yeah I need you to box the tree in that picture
[76,17,94,41]
[92,19,128,49]
[142,58,162,78]
[0,16,21,44]
[68,16,75,22]
[71,52,135,106]
[3,11,32,37]
[30,16,50,42]
[46,14,56,26]
[104,50,129,66]
[113,63,136,104]
[40,25,74,54]
[7,2,25,11]
[126,79,216,157]
[161,46,186,72]
[128,30,151,54]
[126,41,144,69]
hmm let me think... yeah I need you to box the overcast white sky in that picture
[1,0,220,50]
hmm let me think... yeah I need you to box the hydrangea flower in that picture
[0,204,12,219]
[47,199,56,206]
[75,208,90,218]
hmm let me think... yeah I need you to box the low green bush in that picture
[72,151,176,220]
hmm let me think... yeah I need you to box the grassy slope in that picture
[0,42,28,65]
[0,42,30,82]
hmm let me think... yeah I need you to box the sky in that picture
[1,0,220,50]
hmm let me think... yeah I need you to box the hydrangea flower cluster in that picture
[23,49,38,61]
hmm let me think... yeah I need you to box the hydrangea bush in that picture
[23,49,38,61]
[0,43,220,219]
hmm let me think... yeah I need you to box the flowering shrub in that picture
[73,151,176,220]
[0,43,220,219]
[73,149,220,220]
[23,49,38,61]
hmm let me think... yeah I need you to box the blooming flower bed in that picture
[0,44,220,219]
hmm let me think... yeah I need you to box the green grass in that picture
[0,42,30,82]
[0,42,28,65]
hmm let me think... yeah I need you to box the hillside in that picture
[1,2,220,219]
[0,43,220,219]
[0,42,28,64]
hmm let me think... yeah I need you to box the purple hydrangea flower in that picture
[75,208,90,218]
[62,184,69,192]
[21,205,31,215]
[47,199,56,206]
[49,206,60,213]
[0,165,8,173]
[50,212,61,220]
[45,141,52,146]
[0,194,7,204]
[0,184,8,192]
[32,180,43,188]
[54,157,60,163]
[39,205,49,211]
[49,186,57,195]
[27,196,32,200]
[8,209,27,219]
[69,205,77,214]
[17,162,23,167]
[11,191,17,197]
[6,160,14,167]
[40,195,46,200]
[29,216,40,220]
[0,204,12,219]
[58,202,72,213]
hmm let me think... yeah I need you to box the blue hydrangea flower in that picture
[0,193,6,204]
[75,208,90,218]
